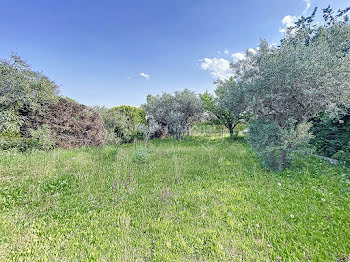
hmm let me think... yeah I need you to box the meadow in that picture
[0,134,349,261]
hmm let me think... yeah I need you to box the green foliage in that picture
[95,105,145,144]
[247,119,313,171]
[201,78,247,139]
[0,132,25,151]
[136,118,161,142]
[311,109,350,166]
[0,55,58,134]
[29,124,55,151]
[132,146,149,163]
[233,6,350,171]
[111,105,146,126]
[0,55,59,150]
[143,89,202,140]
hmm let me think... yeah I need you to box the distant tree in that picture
[200,77,246,139]
[93,105,146,144]
[143,89,202,140]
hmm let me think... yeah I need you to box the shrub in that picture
[35,98,106,149]
[247,119,313,171]
[94,105,145,144]
[310,109,350,166]
[29,124,55,151]
[132,146,149,163]
[110,105,146,142]
[136,118,161,142]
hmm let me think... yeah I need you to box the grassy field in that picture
[0,135,349,261]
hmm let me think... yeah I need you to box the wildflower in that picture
[256,224,260,228]
[278,183,282,187]
[72,157,77,160]
[321,198,326,202]
[290,214,294,218]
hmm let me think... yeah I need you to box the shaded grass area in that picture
[0,136,349,261]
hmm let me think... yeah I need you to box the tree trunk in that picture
[278,149,287,172]
[228,124,235,140]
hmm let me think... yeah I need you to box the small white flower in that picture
[290,214,294,218]
[72,157,77,160]
[321,198,326,202]
[278,183,282,187]
[256,224,260,228]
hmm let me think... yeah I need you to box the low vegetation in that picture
[0,135,349,261]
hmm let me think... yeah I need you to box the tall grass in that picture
[0,136,349,261]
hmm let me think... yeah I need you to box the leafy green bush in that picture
[29,125,55,151]
[0,131,25,151]
[310,109,350,166]
[95,105,146,144]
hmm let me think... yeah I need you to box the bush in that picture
[94,106,146,144]
[247,119,313,171]
[29,124,55,150]
[110,105,146,142]
[136,118,161,142]
[34,98,106,149]
[0,131,26,151]
[310,109,350,166]
[132,146,149,163]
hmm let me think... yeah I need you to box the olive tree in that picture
[239,7,350,171]
[200,77,246,139]
[143,89,202,140]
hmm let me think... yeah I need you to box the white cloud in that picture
[279,15,298,33]
[303,0,311,14]
[224,48,230,55]
[248,48,257,54]
[139,72,150,80]
[231,52,246,62]
[200,57,234,80]
[279,0,312,34]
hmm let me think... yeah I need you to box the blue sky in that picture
[0,0,348,107]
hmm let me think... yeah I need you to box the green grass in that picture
[0,136,349,261]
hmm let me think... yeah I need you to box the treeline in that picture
[1,6,349,171]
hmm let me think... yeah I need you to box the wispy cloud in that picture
[139,72,150,80]
[303,0,311,14]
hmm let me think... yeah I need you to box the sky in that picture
[0,0,348,107]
